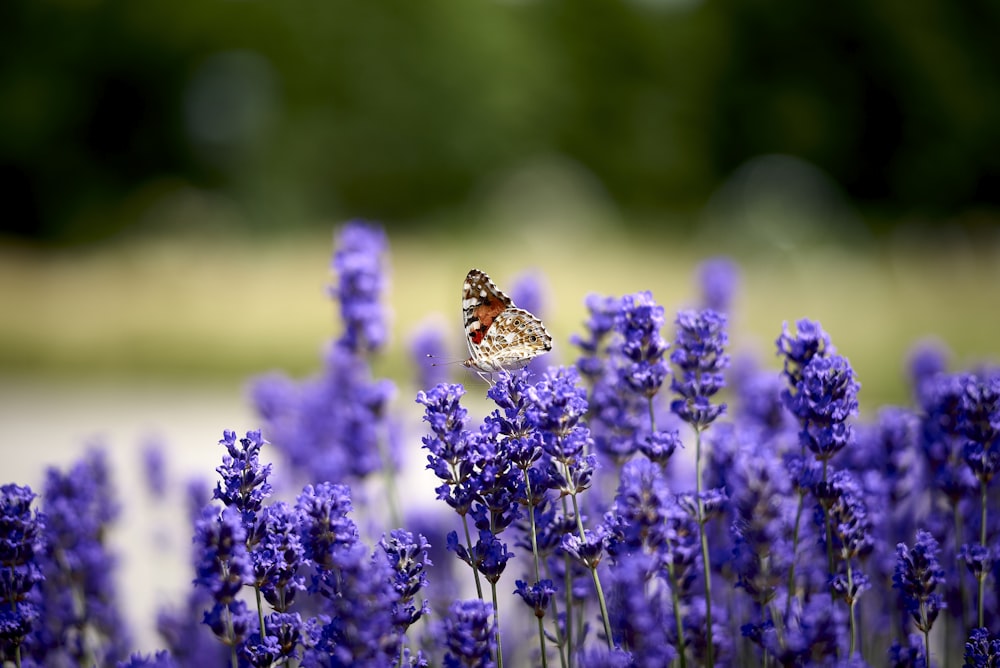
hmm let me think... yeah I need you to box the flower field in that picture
[2,221,999,667]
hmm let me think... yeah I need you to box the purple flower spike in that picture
[438,599,497,668]
[965,627,1000,667]
[776,319,834,386]
[815,470,873,561]
[893,530,946,633]
[118,650,179,667]
[787,355,860,460]
[513,579,556,618]
[562,529,606,569]
[0,484,44,657]
[295,482,358,573]
[697,256,740,314]
[214,429,272,538]
[330,220,389,353]
[193,505,253,605]
[615,291,670,398]
[380,529,432,631]
[571,294,621,382]
[253,501,306,612]
[670,309,730,429]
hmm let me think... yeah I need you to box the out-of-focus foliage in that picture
[1,0,999,244]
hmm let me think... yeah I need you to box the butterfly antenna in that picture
[425,353,464,368]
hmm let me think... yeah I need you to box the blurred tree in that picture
[0,0,997,244]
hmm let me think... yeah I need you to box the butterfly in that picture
[462,269,552,381]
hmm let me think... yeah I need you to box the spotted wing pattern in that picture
[462,269,552,374]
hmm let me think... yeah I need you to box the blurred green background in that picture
[2,0,1000,408]
[3,0,1000,242]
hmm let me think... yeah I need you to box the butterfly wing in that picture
[475,308,553,371]
[463,269,513,368]
[462,268,552,373]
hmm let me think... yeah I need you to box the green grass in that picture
[1,224,999,410]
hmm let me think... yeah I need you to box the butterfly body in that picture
[462,269,552,378]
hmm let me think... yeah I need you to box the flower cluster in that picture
[249,224,397,512]
[670,309,729,429]
[330,220,389,353]
[893,530,946,635]
[7,228,1000,668]
[0,484,44,663]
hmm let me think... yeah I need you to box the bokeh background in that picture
[2,0,1000,652]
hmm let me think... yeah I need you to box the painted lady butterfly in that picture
[462,268,552,380]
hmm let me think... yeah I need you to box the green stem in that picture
[541,555,569,668]
[953,502,968,632]
[227,605,239,668]
[254,584,266,640]
[785,490,805,620]
[821,459,834,579]
[666,557,688,668]
[375,428,401,529]
[923,624,931,668]
[523,469,549,668]
[978,480,988,628]
[536,615,550,668]
[491,580,504,668]
[695,427,715,668]
[560,496,574,668]
[570,493,614,649]
[846,560,857,658]
[462,514,484,600]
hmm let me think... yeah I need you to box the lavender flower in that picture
[439,599,496,668]
[141,436,168,499]
[193,505,253,610]
[786,354,860,460]
[448,530,514,585]
[214,429,272,544]
[118,650,179,667]
[730,357,795,437]
[526,367,596,497]
[959,543,992,581]
[330,220,389,353]
[615,292,670,398]
[893,530,946,633]
[604,552,675,666]
[252,501,306,611]
[965,627,1000,667]
[295,482,358,573]
[418,383,477,511]
[571,294,620,382]
[696,257,740,315]
[27,450,130,666]
[312,541,400,667]
[670,309,730,430]
[958,374,1000,484]
[907,339,949,407]
[562,529,607,570]
[730,446,793,608]
[380,529,432,631]
[887,634,927,668]
[249,337,395,487]
[816,470,874,564]
[513,579,556,618]
[0,484,44,662]
[776,319,833,386]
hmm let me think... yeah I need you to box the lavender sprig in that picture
[0,484,44,667]
[893,530,945,662]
